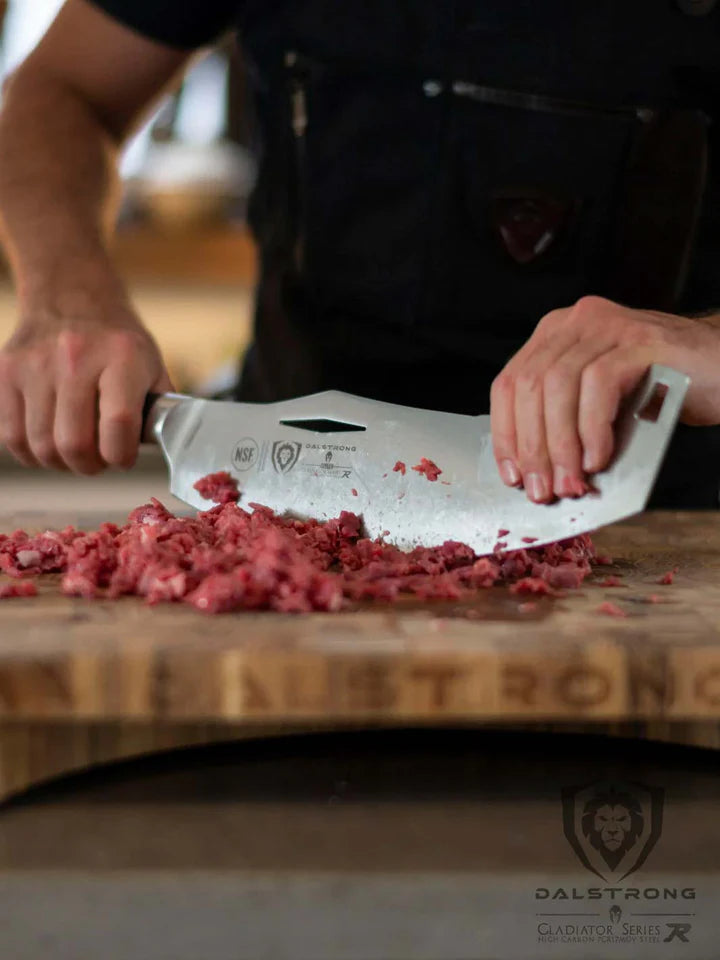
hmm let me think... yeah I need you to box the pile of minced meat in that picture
[0,469,615,613]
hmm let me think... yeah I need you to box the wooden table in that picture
[1,510,720,802]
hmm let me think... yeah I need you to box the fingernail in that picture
[527,473,550,503]
[553,468,588,499]
[500,459,522,486]
[582,450,595,472]
[553,466,574,498]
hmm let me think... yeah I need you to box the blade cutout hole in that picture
[280,418,366,433]
[637,383,668,423]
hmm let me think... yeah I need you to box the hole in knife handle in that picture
[636,383,668,423]
[279,418,366,433]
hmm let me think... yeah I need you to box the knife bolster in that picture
[141,394,186,445]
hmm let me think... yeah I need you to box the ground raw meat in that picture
[597,601,627,617]
[351,489,358,497]
[392,461,406,476]
[0,474,605,613]
[412,458,442,481]
[497,529,510,538]
[0,525,82,578]
[0,580,38,599]
[509,577,558,596]
[598,576,624,587]
[657,567,679,585]
[193,471,240,505]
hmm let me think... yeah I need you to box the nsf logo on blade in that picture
[232,438,259,472]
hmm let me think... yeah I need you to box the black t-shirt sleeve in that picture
[87,0,240,50]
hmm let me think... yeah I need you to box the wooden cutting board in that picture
[1,508,720,800]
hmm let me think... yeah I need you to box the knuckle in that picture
[516,370,542,395]
[57,328,86,355]
[519,455,548,475]
[586,355,606,379]
[490,372,513,400]
[100,434,134,466]
[537,308,565,331]
[31,439,57,465]
[570,296,615,331]
[574,294,609,317]
[582,356,610,387]
[108,449,136,470]
[57,330,90,374]
[109,328,145,359]
[106,409,137,430]
[25,347,48,374]
[544,363,573,394]
[548,434,580,463]
[56,436,93,461]
[492,431,516,457]
[517,433,547,462]
[2,427,26,451]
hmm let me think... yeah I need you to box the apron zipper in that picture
[285,51,309,139]
[451,79,655,123]
[285,51,309,271]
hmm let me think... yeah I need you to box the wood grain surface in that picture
[1,509,720,800]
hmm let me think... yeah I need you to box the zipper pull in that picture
[285,51,308,139]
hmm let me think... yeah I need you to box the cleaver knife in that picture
[142,364,689,555]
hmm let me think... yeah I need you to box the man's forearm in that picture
[0,0,185,474]
[0,65,128,317]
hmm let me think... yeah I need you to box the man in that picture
[0,0,719,507]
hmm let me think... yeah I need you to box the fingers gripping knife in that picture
[142,365,689,555]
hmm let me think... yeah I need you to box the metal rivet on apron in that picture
[676,0,717,15]
[422,80,443,97]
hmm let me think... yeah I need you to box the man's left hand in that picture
[490,295,720,502]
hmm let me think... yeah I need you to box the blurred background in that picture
[0,0,258,513]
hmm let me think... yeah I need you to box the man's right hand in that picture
[0,310,174,473]
[0,0,191,473]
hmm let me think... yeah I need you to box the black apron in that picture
[233,0,720,508]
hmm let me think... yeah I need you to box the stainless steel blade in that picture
[147,364,689,555]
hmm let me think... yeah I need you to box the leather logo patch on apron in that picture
[491,194,574,264]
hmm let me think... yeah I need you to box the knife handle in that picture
[629,364,689,429]
[141,393,186,444]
